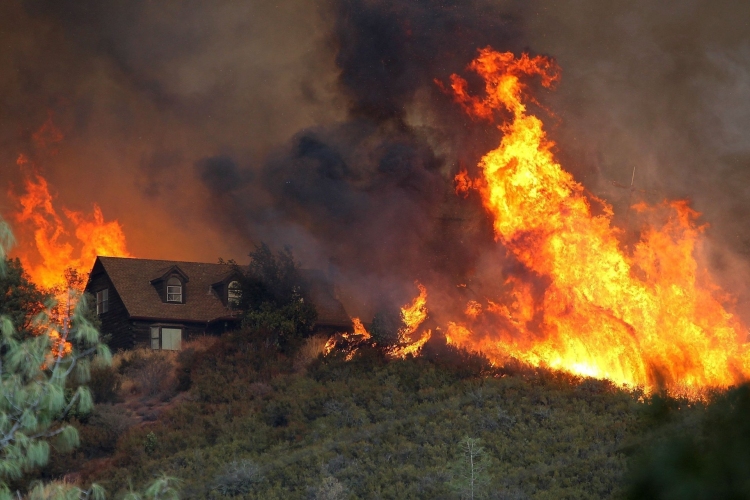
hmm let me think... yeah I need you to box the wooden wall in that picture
[86,271,135,351]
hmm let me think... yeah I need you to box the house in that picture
[85,256,351,351]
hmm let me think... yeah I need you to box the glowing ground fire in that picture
[441,48,750,396]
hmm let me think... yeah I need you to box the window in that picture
[228,280,241,308]
[167,277,182,303]
[150,326,182,351]
[96,289,109,314]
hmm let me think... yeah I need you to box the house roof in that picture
[90,256,239,323]
[87,256,352,328]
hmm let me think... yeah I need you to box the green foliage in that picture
[236,244,317,348]
[81,331,643,499]
[145,432,158,456]
[123,475,181,500]
[27,481,107,500]
[0,258,50,337]
[449,437,491,500]
[627,384,750,499]
[0,294,108,490]
[211,459,263,496]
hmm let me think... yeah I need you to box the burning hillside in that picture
[430,49,746,397]
[323,49,750,398]
[3,2,750,401]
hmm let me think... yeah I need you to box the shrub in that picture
[78,404,137,455]
[144,432,158,456]
[369,308,401,347]
[294,334,329,371]
[118,348,177,399]
[211,459,263,496]
[313,475,346,500]
[86,364,123,404]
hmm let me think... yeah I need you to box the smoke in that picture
[2,0,750,319]
[194,0,526,314]
[521,0,750,320]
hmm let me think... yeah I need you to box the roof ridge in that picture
[97,256,235,266]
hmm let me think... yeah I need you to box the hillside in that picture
[39,330,658,499]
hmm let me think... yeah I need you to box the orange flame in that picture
[11,155,132,292]
[454,169,474,198]
[325,287,432,360]
[390,283,431,358]
[399,282,428,341]
[442,48,749,397]
[350,317,371,340]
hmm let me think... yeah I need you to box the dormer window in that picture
[167,277,183,303]
[228,280,241,308]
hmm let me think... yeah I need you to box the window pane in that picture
[150,327,160,350]
[228,281,241,307]
[161,328,182,351]
[167,285,182,302]
[97,289,109,314]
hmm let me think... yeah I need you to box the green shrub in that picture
[144,432,158,456]
[211,459,263,496]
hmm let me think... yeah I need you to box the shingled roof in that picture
[92,256,239,323]
[88,256,351,328]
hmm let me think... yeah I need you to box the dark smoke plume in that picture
[3,0,750,320]
[196,0,526,314]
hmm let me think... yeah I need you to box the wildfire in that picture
[440,48,750,396]
[351,317,371,340]
[390,283,431,358]
[326,285,432,360]
[11,155,132,293]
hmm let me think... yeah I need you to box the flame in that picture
[441,48,749,397]
[454,169,474,198]
[398,282,428,341]
[11,155,132,292]
[389,283,431,358]
[350,317,371,340]
[325,287,432,360]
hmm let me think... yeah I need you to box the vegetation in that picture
[232,244,317,352]
[3,231,748,498]
[627,385,750,499]
[0,257,50,337]
[0,218,178,498]
[53,329,647,499]
[0,218,111,498]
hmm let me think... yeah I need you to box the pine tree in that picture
[449,437,491,500]
[0,217,180,499]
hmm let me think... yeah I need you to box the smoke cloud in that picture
[2,0,750,319]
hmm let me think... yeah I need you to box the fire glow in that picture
[11,153,131,292]
[439,48,750,396]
